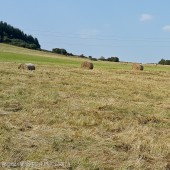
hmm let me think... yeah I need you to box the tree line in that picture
[0,21,40,49]
[52,48,120,62]
[158,59,170,65]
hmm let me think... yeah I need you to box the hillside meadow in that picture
[0,44,170,170]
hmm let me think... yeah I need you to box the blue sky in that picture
[1,0,170,63]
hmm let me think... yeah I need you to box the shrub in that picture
[158,59,170,65]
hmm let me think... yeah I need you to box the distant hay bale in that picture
[81,61,94,69]
[18,63,35,71]
[132,63,144,71]
[18,64,27,70]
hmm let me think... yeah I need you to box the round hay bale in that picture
[18,64,27,70]
[132,63,144,71]
[18,63,35,70]
[81,61,93,69]
[26,63,35,70]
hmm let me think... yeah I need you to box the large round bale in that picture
[18,63,35,71]
[132,63,144,71]
[81,61,94,70]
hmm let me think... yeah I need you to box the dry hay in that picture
[18,63,27,70]
[18,63,35,70]
[81,61,94,70]
[132,63,144,71]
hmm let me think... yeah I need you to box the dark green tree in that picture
[52,48,68,55]
[0,21,41,49]
[99,56,106,61]
[158,59,166,65]
[107,57,119,62]
[165,60,170,65]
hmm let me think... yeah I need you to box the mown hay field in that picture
[0,44,170,170]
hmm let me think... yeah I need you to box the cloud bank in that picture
[140,13,153,22]
[162,25,170,32]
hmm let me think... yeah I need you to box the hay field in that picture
[0,44,170,170]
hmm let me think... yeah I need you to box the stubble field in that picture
[0,44,170,170]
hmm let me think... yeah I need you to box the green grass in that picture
[0,51,81,66]
[1,43,170,71]
[0,44,170,170]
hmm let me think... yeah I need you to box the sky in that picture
[1,0,170,63]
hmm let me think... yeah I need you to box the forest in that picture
[0,21,40,49]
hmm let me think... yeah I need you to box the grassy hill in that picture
[0,43,170,169]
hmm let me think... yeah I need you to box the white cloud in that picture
[162,25,170,32]
[140,13,153,22]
